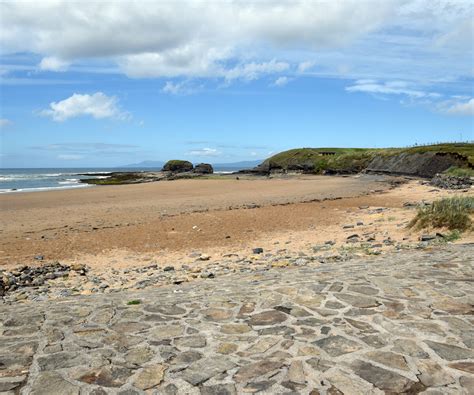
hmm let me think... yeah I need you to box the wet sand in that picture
[1,174,472,270]
[1,174,391,265]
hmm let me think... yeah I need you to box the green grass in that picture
[403,143,474,166]
[408,196,474,231]
[261,143,474,174]
[82,172,144,185]
[264,143,474,173]
[127,299,141,305]
[263,147,379,173]
[443,229,462,242]
[163,160,193,172]
[443,166,474,178]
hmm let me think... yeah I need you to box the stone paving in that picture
[1,244,473,394]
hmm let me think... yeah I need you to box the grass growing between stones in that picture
[443,230,462,242]
[409,196,474,231]
[127,300,141,305]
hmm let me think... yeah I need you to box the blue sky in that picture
[0,1,473,168]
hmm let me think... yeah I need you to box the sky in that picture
[0,0,473,168]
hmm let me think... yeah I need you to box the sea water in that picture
[0,167,237,193]
[0,168,159,193]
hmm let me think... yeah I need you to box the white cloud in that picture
[298,61,316,73]
[0,1,397,80]
[186,148,220,157]
[346,80,441,99]
[58,154,83,160]
[0,0,472,93]
[162,80,201,95]
[38,57,70,72]
[0,118,12,128]
[442,98,474,116]
[225,60,289,81]
[435,18,474,52]
[273,76,291,87]
[119,45,231,78]
[40,92,128,122]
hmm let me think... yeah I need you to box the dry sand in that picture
[1,174,472,270]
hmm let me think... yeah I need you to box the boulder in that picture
[162,160,193,173]
[430,174,473,190]
[194,163,213,174]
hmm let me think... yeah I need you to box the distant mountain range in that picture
[122,160,165,168]
[121,159,262,170]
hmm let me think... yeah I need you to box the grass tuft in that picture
[443,229,462,242]
[408,196,474,231]
[443,166,474,178]
[127,300,141,305]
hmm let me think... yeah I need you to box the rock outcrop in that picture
[194,163,213,174]
[162,160,194,173]
[249,145,473,179]
[365,152,470,178]
[430,174,473,189]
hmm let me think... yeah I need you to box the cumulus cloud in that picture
[186,148,220,157]
[119,45,231,78]
[0,1,397,79]
[0,0,472,97]
[38,57,70,72]
[442,98,474,116]
[39,92,128,121]
[0,118,12,128]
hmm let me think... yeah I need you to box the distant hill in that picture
[212,160,262,170]
[122,159,262,171]
[122,160,165,168]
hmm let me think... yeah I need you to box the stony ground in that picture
[1,244,473,395]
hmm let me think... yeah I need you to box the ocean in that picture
[0,167,237,193]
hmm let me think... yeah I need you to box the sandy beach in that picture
[1,174,472,270]
[0,175,387,264]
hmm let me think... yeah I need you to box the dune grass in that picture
[408,196,474,231]
[443,166,474,178]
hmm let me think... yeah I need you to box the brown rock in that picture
[134,364,166,390]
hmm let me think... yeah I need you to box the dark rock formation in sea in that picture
[194,163,214,174]
[162,160,194,173]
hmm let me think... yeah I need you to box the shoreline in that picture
[0,174,472,302]
[1,174,393,265]
[1,174,472,269]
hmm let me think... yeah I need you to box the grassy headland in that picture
[258,143,473,176]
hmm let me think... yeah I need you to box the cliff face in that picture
[365,152,470,178]
[251,144,474,178]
